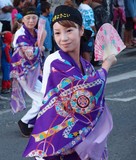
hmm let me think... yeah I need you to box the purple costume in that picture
[10,25,41,113]
[23,50,113,160]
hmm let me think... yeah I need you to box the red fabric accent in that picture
[4,45,11,63]
[2,80,8,89]
[7,80,11,89]
[3,32,13,44]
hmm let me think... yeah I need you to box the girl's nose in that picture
[61,33,68,41]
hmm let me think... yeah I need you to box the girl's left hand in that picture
[102,54,117,72]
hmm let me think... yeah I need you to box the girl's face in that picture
[53,22,83,54]
[22,14,38,29]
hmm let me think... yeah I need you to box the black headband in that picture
[52,5,82,26]
[22,6,38,16]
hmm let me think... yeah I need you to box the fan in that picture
[37,18,46,48]
[94,23,126,61]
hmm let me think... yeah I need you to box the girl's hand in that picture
[35,41,38,46]
[41,46,45,52]
[102,54,117,72]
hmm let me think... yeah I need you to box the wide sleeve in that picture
[96,68,108,83]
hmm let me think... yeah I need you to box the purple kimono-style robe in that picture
[10,25,41,113]
[23,50,113,160]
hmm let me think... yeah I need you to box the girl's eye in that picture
[67,29,72,32]
[54,32,60,35]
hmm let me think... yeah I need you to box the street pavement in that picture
[0,47,136,160]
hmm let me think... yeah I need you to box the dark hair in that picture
[75,0,83,6]
[23,2,33,8]
[40,0,47,2]
[64,0,76,8]
[41,1,51,13]
[22,4,38,16]
[57,20,79,28]
[13,0,24,7]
